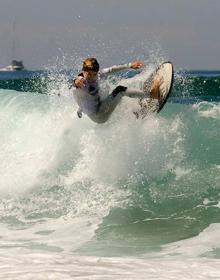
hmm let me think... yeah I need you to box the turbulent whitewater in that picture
[0,65,220,279]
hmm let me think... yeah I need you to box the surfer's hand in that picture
[74,78,85,89]
[131,61,145,69]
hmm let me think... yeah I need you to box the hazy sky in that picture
[0,0,219,70]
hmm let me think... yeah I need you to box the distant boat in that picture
[0,21,27,72]
[0,60,25,71]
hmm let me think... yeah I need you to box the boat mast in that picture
[11,20,16,60]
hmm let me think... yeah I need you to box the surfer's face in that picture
[83,70,98,82]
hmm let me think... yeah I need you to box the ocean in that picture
[0,64,220,279]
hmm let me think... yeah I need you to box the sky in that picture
[0,0,219,70]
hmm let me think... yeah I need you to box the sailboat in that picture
[0,60,25,71]
[0,21,26,71]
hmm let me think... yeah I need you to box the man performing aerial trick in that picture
[72,57,162,123]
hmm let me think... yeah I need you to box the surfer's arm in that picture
[100,60,144,77]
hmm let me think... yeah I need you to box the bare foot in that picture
[150,77,162,99]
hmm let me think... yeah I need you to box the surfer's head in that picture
[82,58,99,82]
[83,58,99,72]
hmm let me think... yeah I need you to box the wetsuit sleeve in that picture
[100,63,132,77]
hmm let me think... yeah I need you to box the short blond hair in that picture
[83,58,99,72]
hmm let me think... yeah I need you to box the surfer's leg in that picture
[123,87,147,98]
[93,86,145,121]
[88,92,123,123]
[87,84,150,124]
[95,85,146,121]
[99,92,122,115]
[112,85,147,98]
[125,81,162,100]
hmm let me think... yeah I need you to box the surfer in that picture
[72,57,160,123]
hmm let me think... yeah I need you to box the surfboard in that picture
[134,61,174,119]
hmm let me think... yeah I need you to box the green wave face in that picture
[0,70,219,258]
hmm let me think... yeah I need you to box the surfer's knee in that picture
[112,85,127,97]
[88,113,109,124]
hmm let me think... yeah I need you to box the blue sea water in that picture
[0,63,220,279]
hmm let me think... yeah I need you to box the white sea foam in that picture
[1,79,186,195]
[193,101,220,120]
[163,223,220,259]
[0,90,74,195]
[0,215,99,253]
[0,252,220,280]
[0,85,189,248]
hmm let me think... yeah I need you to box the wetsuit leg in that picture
[89,91,123,123]
[111,85,147,98]
[123,87,148,98]
[88,86,147,123]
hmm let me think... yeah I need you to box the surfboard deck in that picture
[134,61,174,119]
